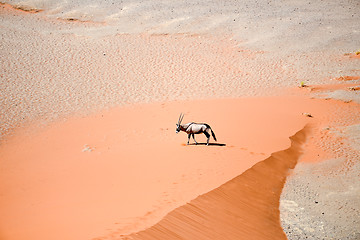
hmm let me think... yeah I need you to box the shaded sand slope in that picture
[124,127,308,240]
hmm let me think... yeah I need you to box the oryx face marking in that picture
[176,124,181,133]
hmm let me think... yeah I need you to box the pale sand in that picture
[280,85,360,239]
[1,2,360,240]
[1,3,359,139]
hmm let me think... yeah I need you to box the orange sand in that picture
[308,83,360,92]
[0,2,43,13]
[335,76,360,81]
[1,94,356,240]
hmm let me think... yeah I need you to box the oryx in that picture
[176,113,217,146]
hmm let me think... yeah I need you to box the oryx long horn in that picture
[178,113,184,124]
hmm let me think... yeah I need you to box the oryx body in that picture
[176,114,217,146]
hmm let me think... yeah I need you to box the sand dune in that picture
[1,95,359,239]
[123,127,308,240]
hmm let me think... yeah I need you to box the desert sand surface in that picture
[1,1,360,240]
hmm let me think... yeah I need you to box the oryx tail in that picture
[204,124,217,141]
[209,126,217,142]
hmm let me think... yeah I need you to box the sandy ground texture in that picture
[280,86,360,240]
[0,1,360,240]
[281,158,360,240]
[1,2,359,139]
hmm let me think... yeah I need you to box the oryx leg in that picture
[192,133,198,144]
[204,131,210,146]
[187,133,191,145]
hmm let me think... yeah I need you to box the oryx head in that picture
[176,113,184,133]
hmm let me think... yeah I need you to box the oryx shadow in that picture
[187,143,226,147]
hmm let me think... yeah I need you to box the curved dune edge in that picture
[122,126,309,240]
